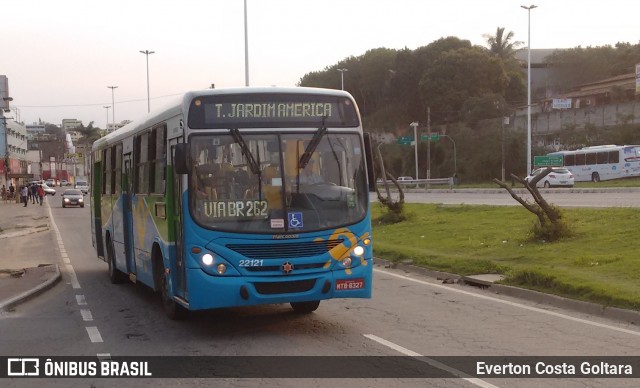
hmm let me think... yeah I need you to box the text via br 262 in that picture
[203,200,268,218]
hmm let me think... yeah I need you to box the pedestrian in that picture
[1,185,5,201]
[20,185,28,207]
[9,183,15,200]
[30,183,38,204]
[37,184,45,206]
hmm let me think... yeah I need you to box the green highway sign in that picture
[534,155,564,167]
[396,136,414,145]
[421,133,440,141]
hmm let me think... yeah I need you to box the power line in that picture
[14,93,183,109]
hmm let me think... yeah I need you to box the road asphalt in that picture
[2,188,640,326]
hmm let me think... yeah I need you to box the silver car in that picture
[61,189,85,208]
[40,184,56,196]
[525,167,574,188]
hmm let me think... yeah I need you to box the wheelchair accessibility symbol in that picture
[288,212,304,228]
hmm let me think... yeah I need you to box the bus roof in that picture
[92,87,357,152]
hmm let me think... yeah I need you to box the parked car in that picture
[60,179,70,186]
[61,189,85,208]
[40,183,56,196]
[45,178,56,187]
[74,180,89,194]
[525,167,574,188]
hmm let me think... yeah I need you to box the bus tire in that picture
[160,272,189,320]
[107,238,126,284]
[290,300,320,313]
[591,172,600,182]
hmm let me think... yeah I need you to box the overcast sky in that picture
[2,0,638,129]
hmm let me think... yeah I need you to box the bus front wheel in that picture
[160,271,189,320]
[290,300,320,313]
[592,172,600,182]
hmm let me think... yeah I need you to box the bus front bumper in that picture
[185,262,372,311]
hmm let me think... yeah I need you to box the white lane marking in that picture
[48,202,108,347]
[76,295,87,306]
[86,326,104,343]
[80,309,93,321]
[375,268,640,336]
[364,334,498,388]
[65,263,81,289]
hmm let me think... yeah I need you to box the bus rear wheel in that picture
[107,239,126,284]
[591,172,600,182]
[290,301,320,313]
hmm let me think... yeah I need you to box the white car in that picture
[525,167,574,188]
[397,176,414,181]
[40,183,56,196]
[75,180,89,195]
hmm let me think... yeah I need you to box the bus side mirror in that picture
[174,143,190,175]
[363,132,376,192]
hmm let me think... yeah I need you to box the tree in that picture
[484,27,523,62]
[493,169,572,241]
[419,47,509,123]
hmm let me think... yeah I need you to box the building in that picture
[1,75,32,188]
[26,123,46,140]
[1,114,31,188]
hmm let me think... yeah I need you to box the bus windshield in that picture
[189,132,368,233]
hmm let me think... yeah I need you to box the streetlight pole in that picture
[244,0,249,86]
[521,4,537,175]
[337,68,348,90]
[107,86,118,129]
[139,50,155,112]
[410,122,419,180]
[103,106,111,132]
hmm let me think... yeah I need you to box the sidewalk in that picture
[0,196,61,310]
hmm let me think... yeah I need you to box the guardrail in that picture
[377,177,455,190]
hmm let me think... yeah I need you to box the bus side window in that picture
[564,154,575,166]
[609,151,619,163]
[596,152,608,164]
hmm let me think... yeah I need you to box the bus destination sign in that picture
[188,93,360,129]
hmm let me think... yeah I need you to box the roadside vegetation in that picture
[372,203,640,310]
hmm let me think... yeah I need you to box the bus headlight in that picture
[216,264,227,274]
[352,245,365,256]
[341,257,352,267]
[202,253,214,266]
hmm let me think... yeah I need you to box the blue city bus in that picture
[90,87,375,319]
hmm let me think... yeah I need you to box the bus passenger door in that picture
[170,139,186,295]
[123,154,137,276]
[92,160,105,259]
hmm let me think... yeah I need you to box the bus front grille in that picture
[227,239,344,259]
[253,279,316,295]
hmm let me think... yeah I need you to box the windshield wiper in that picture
[298,116,327,169]
[230,128,261,175]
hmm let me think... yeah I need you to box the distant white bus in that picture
[547,145,640,182]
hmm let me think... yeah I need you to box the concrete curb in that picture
[373,258,640,325]
[0,264,61,311]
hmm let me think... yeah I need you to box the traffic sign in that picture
[534,155,563,167]
[396,136,414,145]
[421,133,440,141]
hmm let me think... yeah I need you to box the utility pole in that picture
[410,122,419,180]
[427,107,431,181]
